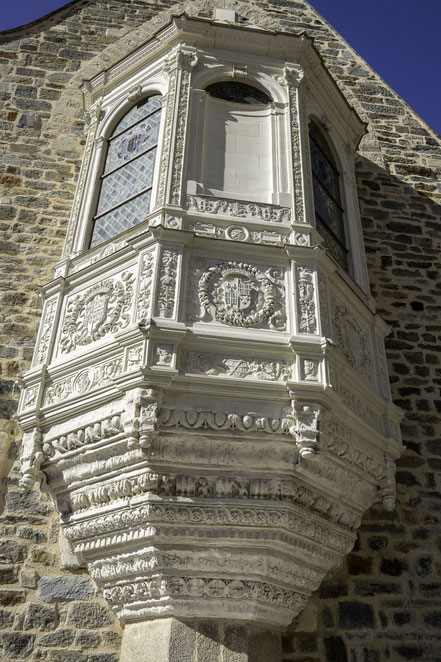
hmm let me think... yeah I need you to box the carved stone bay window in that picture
[17,13,403,662]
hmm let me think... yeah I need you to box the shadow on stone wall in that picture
[287,158,441,662]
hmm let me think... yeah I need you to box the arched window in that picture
[89,95,162,248]
[205,81,271,106]
[309,120,348,271]
[198,81,274,203]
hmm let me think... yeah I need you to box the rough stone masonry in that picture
[0,1,440,660]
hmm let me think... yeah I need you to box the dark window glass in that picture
[205,81,271,106]
[309,121,348,271]
[90,95,162,248]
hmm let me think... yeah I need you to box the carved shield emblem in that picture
[83,294,108,335]
[221,277,253,313]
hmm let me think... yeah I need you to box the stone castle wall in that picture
[0,1,440,660]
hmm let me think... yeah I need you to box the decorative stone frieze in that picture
[187,194,292,223]
[16,13,403,644]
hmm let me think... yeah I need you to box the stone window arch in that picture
[89,94,163,248]
[187,77,289,205]
[309,119,349,271]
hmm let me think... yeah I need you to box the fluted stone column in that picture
[120,619,282,662]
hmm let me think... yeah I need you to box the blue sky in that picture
[1,0,440,135]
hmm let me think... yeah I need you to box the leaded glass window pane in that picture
[90,95,162,248]
[205,81,271,106]
[309,120,348,271]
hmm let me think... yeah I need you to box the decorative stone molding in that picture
[331,296,374,384]
[159,407,294,435]
[184,220,288,246]
[155,249,178,318]
[181,351,291,381]
[34,298,57,366]
[169,50,198,206]
[187,195,291,223]
[137,250,155,321]
[296,265,317,333]
[121,388,163,450]
[285,66,306,224]
[44,355,124,406]
[292,401,320,457]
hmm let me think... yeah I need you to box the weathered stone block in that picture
[87,654,118,662]
[39,629,75,647]
[20,570,39,588]
[0,565,18,584]
[0,609,14,629]
[67,603,114,629]
[0,633,35,659]
[36,576,94,603]
[324,636,348,662]
[0,540,27,564]
[0,590,26,606]
[75,630,101,649]
[23,603,57,632]
[338,602,375,629]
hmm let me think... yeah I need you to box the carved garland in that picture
[60,272,135,353]
[198,261,277,327]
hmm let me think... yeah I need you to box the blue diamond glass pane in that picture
[312,177,346,244]
[316,217,348,271]
[105,109,161,174]
[310,138,341,203]
[97,149,156,215]
[112,95,162,136]
[90,191,151,247]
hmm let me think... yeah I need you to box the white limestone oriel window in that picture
[89,95,163,248]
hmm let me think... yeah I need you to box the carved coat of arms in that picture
[198,261,285,329]
[59,272,135,354]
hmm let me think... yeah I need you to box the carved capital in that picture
[121,388,163,450]
[292,401,321,458]
[284,65,305,88]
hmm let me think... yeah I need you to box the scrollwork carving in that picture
[187,194,291,223]
[332,297,374,384]
[35,298,57,365]
[156,249,178,318]
[198,261,286,330]
[296,266,317,333]
[121,388,162,450]
[42,415,122,458]
[181,351,291,382]
[159,407,294,435]
[44,356,124,406]
[60,272,135,354]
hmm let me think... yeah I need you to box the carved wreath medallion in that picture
[198,261,279,328]
[60,272,134,354]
